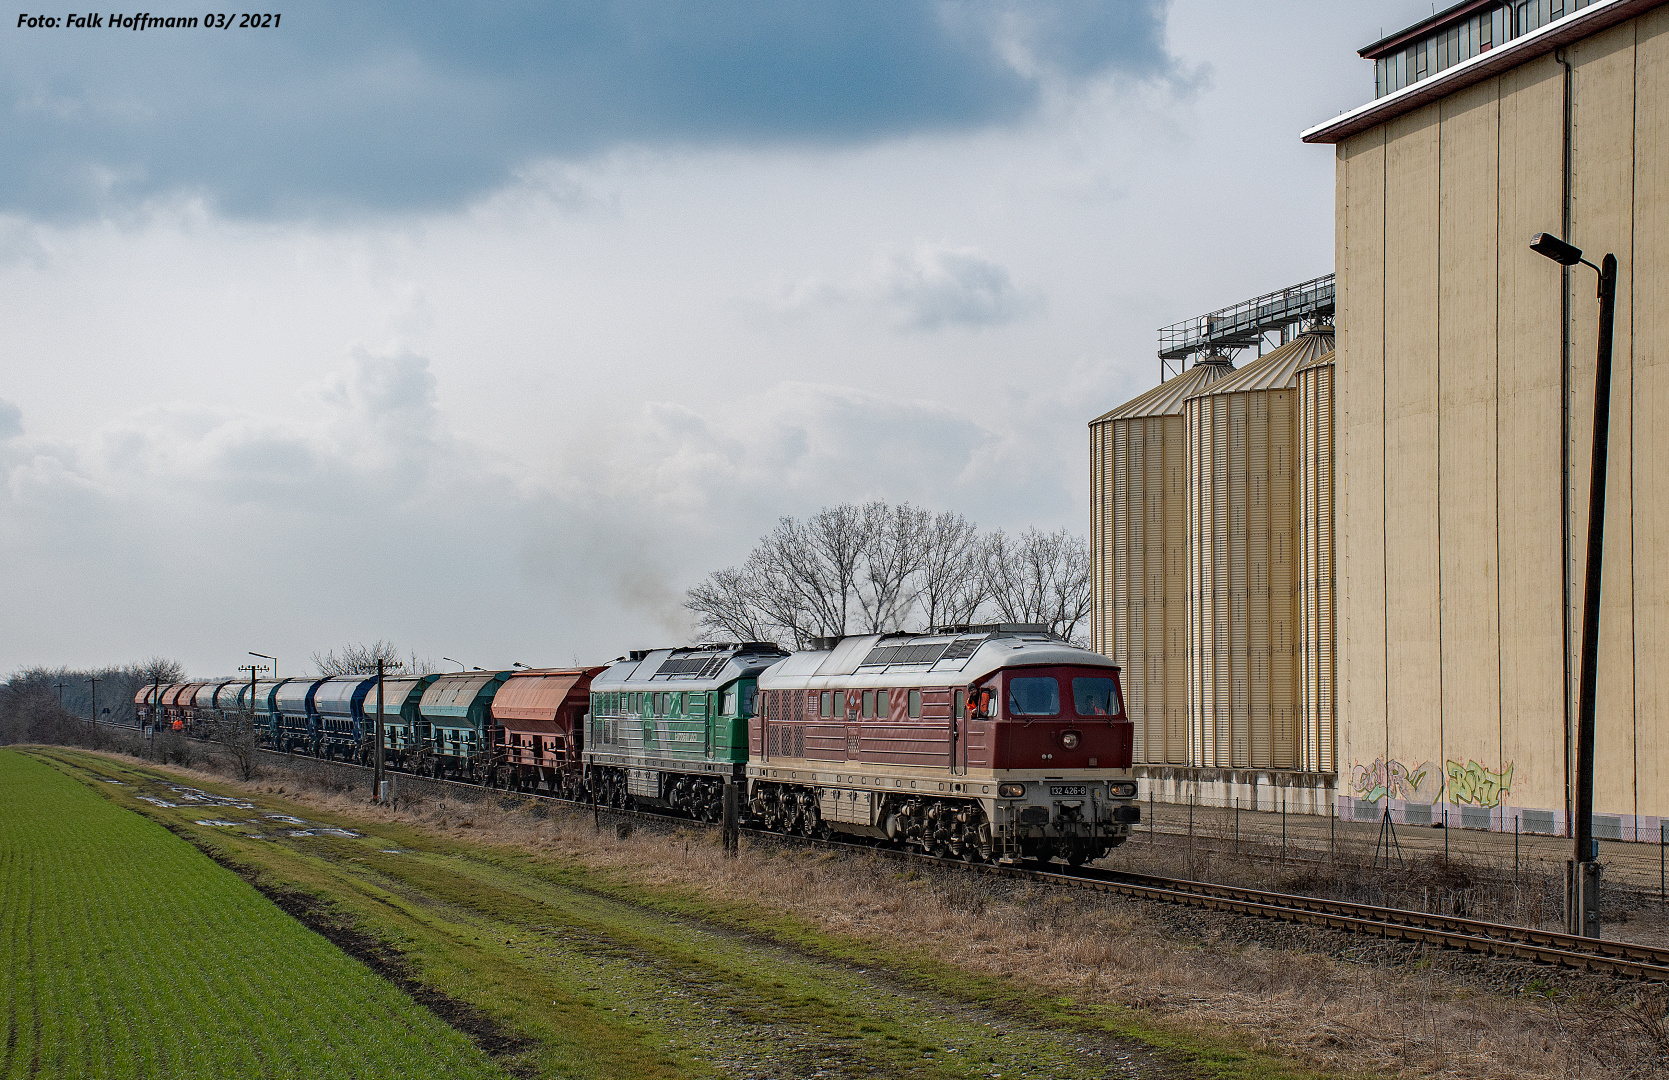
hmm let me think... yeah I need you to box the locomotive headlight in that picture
[1061,731,1080,751]
[998,783,1026,798]
[1111,782,1138,798]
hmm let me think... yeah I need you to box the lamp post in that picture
[1531,231,1616,940]
[442,657,466,671]
[248,651,277,679]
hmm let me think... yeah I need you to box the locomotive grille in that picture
[654,655,731,679]
[859,642,952,668]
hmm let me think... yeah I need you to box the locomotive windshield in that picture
[1007,676,1060,716]
[1071,677,1121,716]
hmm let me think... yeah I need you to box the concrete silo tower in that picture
[1089,358,1237,767]
[1183,327,1333,806]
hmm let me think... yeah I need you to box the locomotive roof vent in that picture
[809,635,845,651]
[628,649,651,662]
[931,622,1051,636]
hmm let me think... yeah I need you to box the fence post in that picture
[1234,797,1240,854]
[1281,796,1287,864]
[1515,813,1521,892]
[1149,789,1155,845]
[722,782,739,858]
[1329,795,1336,857]
[1660,821,1665,906]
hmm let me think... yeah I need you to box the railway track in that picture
[96,727,1669,984]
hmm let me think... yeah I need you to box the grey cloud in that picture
[0,0,1173,221]
[0,400,21,440]
[881,242,1040,331]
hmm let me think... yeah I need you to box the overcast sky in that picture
[1,1,1437,679]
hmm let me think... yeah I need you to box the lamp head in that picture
[1531,232,1583,266]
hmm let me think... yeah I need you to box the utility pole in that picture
[238,663,268,747]
[374,658,386,804]
[55,682,66,708]
[88,676,98,724]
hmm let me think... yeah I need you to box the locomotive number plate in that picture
[1049,785,1088,796]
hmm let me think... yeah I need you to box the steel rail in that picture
[87,720,1669,982]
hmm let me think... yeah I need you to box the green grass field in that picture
[0,749,507,1080]
[16,748,1339,1080]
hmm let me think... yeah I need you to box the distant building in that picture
[1302,0,1665,837]
[1092,0,1667,838]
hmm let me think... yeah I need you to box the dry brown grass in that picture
[82,747,1669,1080]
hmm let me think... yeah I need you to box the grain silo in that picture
[1295,346,1336,775]
[1183,328,1333,772]
[1089,358,1237,766]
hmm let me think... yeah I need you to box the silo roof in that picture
[1296,347,1335,374]
[1090,359,1236,424]
[1187,328,1334,397]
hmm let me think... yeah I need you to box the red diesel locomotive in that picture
[750,624,1139,865]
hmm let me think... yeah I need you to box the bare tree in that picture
[686,565,776,643]
[854,502,930,633]
[313,641,435,676]
[132,656,185,684]
[916,511,987,630]
[983,528,1093,643]
[685,502,1091,648]
[747,506,871,647]
[208,710,261,780]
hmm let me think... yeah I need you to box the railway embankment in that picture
[24,742,1669,1080]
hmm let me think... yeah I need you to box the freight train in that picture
[137,624,1140,865]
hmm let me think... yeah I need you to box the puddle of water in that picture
[166,785,254,809]
[289,830,316,837]
[379,850,403,855]
[317,828,360,838]
[195,820,241,827]
[264,814,307,825]
[137,796,177,808]
[100,779,126,785]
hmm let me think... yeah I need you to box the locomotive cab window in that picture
[908,689,921,718]
[1007,677,1060,717]
[820,690,832,717]
[1072,677,1120,716]
[954,689,966,719]
[721,686,738,716]
[740,684,756,717]
[862,690,875,718]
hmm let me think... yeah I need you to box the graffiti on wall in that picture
[1350,757,1432,803]
[1445,760,1514,807]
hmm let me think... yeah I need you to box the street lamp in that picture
[249,651,277,679]
[1531,231,1617,940]
[442,657,466,671]
[512,662,531,669]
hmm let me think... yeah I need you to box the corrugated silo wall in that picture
[1186,387,1299,769]
[1297,360,1337,774]
[1090,414,1188,764]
